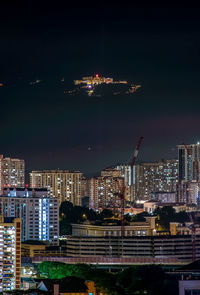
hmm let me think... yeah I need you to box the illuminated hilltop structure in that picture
[65,74,141,96]
[74,74,127,86]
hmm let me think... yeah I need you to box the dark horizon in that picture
[1,5,200,176]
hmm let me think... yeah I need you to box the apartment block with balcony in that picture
[0,216,21,292]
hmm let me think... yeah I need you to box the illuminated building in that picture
[178,143,200,182]
[88,168,124,211]
[144,200,186,214]
[0,216,21,291]
[170,222,200,235]
[74,75,114,86]
[71,217,156,237]
[151,191,177,203]
[0,188,59,245]
[101,167,122,178]
[30,170,82,205]
[88,178,98,210]
[177,181,200,204]
[116,164,135,202]
[80,176,88,198]
[67,75,141,97]
[135,159,178,201]
[116,165,133,185]
[0,155,25,194]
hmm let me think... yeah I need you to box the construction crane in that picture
[115,136,144,238]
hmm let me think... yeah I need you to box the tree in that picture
[100,209,114,220]
[154,206,190,231]
[37,262,118,294]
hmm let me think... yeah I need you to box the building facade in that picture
[66,235,200,263]
[71,217,156,237]
[30,170,82,205]
[88,170,125,211]
[0,216,21,291]
[0,188,59,245]
[151,191,177,203]
[177,181,200,204]
[178,143,200,182]
[0,155,25,194]
[135,159,179,201]
[116,164,135,202]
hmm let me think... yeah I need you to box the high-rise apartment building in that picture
[0,216,21,291]
[88,168,125,211]
[30,170,82,205]
[0,155,25,194]
[177,180,200,204]
[116,164,133,186]
[0,188,59,245]
[178,143,200,182]
[116,164,135,202]
[135,159,179,201]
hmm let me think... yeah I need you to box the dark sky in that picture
[1,4,200,176]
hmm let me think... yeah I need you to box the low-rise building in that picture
[151,191,177,203]
[170,222,200,236]
[23,277,99,295]
[71,217,156,237]
[144,201,187,214]
[179,280,200,295]
[66,235,200,262]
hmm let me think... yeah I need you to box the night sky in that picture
[1,4,200,176]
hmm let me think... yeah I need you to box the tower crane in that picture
[115,136,144,238]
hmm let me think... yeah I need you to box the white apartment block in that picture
[0,188,59,245]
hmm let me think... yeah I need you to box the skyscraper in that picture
[30,170,82,205]
[0,216,21,291]
[88,168,125,211]
[0,155,25,194]
[135,159,178,201]
[178,143,200,182]
[3,157,25,187]
[116,164,135,202]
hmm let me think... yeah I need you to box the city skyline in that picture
[1,4,200,293]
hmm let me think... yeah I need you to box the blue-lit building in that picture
[0,188,59,245]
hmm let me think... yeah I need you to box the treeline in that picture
[38,261,178,295]
[60,201,190,235]
[60,201,114,235]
